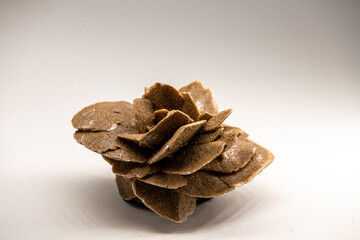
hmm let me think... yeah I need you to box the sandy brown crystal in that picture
[72,81,274,223]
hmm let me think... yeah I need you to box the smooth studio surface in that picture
[0,1,359,239]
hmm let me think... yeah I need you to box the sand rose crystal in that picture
[72,81,274,222]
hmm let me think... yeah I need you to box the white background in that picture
[1,0,359,239]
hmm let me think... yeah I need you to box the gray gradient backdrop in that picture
[0,1,359,239]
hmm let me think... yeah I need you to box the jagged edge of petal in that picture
[72,101,133,131]
[143,83,185,111]
[133,98,155,133]
[179,81,218,115]
[139,173,187,189]
[147,120,206,164]
[178,171,235,197]
[132,180,196,223]
[102,139,153,163]
[161,140,226,175]
[115,175,136,200]
[201,109,232,132]
[220,140,274,186]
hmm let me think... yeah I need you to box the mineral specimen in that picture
[72,81,274,222]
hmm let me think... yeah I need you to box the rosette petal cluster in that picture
[72,81,274,222]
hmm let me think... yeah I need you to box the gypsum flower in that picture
[72,81,274,223]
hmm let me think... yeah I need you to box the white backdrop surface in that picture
[0,1,359,239]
